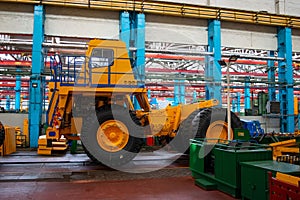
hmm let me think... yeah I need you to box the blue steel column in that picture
[179,80,185,104]
[147,89,151,99]
[277,27,294,133]
[119,12,145,86]
[120,12,136,108]
[232,98,236,112]
[193,90,197,103]
[135,13,145,86]
[206,20,222,105]
[120,12,145,110]
[15,71,21,112]
[6,95,10,111]
[120,12,131,50]
[29,5,45,147]
[268,51,276,101]
[174,77,185,105]
[237,92,241,113]
[244,77,251,110]
[174,80,179,105]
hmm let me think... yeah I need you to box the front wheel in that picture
[173,108,243,153]
[80,106,143,167]
[194,108,243,140]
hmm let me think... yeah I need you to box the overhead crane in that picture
[3,0,300,29]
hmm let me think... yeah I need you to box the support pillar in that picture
[174,80,180,106]
[15,71,21,112]
[6,95,10,111]
[244,76,251,110]
[147,89,151,100]
[120,12,145,110]
[119,12,131,50]
[174,75,185,105]
[268,51,276,101]
[29,5,45,148]
[232,98,236,112]
[119,12,145,86]
[277,27,294,133]
[193,90,197,103]
[237,92,241,113]
[136,13,145,85]
[180,80,185,104]
[206,20,222,106]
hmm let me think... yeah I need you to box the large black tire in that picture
[0,121,5,146]
[80,105,143,167]
[172,108,243,153]
[193,108,243,139]
[82,144,99,163]
[170,109,202,153]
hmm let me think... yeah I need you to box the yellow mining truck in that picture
[41,39,242,167]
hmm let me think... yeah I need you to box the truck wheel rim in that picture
[206,120,233,142]
[97,120,130,152]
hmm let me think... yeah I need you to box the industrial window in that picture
[90,48,114,68]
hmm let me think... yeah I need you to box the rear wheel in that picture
[0,121,4,146]
[80,105,143,167]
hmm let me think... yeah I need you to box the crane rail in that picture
[2,0,300,29]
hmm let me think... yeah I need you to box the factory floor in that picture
[1,177,234,200]
[0,150,236,200]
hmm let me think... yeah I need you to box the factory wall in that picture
[0,113,27,132]
[0,113,46,133]
[221,22,277,50]
[1,2,300,51]
[292,29,300,52]
[146,14,207,45]
[0,3,33,34]
[283,0,300,16]
[156,0,300,16]
[45,6,119,39]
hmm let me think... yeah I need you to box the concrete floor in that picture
[0,150,236,200]
[1,177,235,200]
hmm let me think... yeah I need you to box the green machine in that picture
[189,139,272,198]
[240,160,300,200]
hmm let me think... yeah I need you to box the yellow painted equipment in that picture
[269,171,300,200]
[41,39,243,166]
[23,118,29,147]
[37,135,68,155]
[294,96,298,115]
[15,126,26,147]
[276,172,300,187]
[269,139,300,161]
[0,125,16,156]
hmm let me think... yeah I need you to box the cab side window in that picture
[90,48,114,68]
